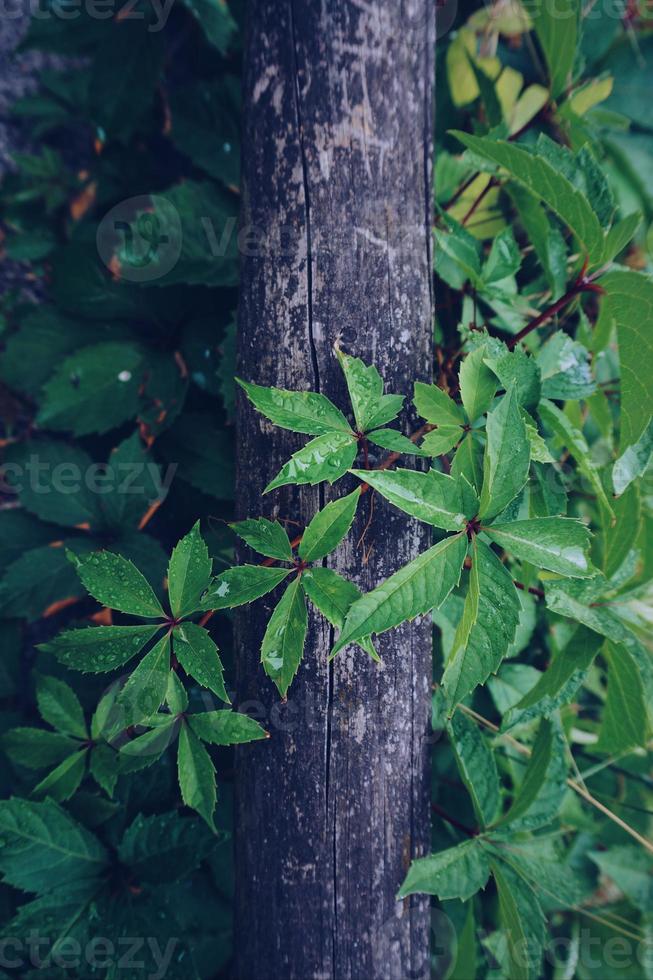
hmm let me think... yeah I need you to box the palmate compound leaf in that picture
[265,431,359,493]
[479,386,530,521]
[237,378,351,435]
[201,565,291,610]
[452,132,607,266]
[485,517,593,577]
[301,567,379,662]
[177,722,217,832]
[0,797,108,894]
[330,533,467,657]
[298,489,360,563]
[495,717,567,831]
[40,625,162,673]
[70,550,165,618]
[442,538,521,707]
[446,708,500,828]
[167,520,213,618]
[173,622,229,703]
[336,348,404,432]
[260,575,308,697]
[398,838,490,900]
[350,468,477,532]
[230,517,293,562]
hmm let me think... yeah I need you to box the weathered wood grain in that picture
[235,3,435,976]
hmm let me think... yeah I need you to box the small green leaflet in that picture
[33,749,87,803]
[504,626,602,731]
[2,729,78,769]
[41,625,162,673]
[589,846,653,910]
[531,0,578,98]
[188,710,267,745]
[237,378,351,435]
[230,517,292,562]
[420,427,462,456]
[413,382,465,427]
[71,550,164,618]
[117,633,170,726]
[177,723,216,831]
[331,533,466,656]
[596,641,649,753]
[173,623,229,703]
[486,517,592,577]
[452,133,606,265]
[298,489,360,563]
[201,565,290,610]
[539,398,615,523]
[398,839,490,901]
[459,345,497,422]
[336,348,404,432]
[447,709,500,828]
[612,417,653,497]
[442,538,520,706]
[265,431,358,492]
[167,521,213,618]
[491,860,545,980]
[36,674,87,740]
[351,468,477,532]
[366,428,429,457]
[479,387,530,521]
[260,576,308,697]
[496,717,567,831]
[301,567,379,662]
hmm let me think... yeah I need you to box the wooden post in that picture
[235,2,435,976]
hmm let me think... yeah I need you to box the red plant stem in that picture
[431,802,478,837]
[508,264,605,349]
[513,580,546,599]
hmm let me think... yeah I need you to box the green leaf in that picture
[504,626,602,730]
[201,565,291,610]
[398,839,490,900]
[179,0,237,53]
[229,518,293,562]
[260,576,308,697]
[596,270,653,451]
[299,489,360,563]
[602,212,641,264]
[1,728,79,770]
[116,633,170,726]
[419,426,463,456]
[530,0,579,98]
[459,346,497,422]
[0,798,107,894]
[491,861,545,980]
[497,718,567,830]
[41,625,161,673]
[173,623,229,703]
[89,745,119,798]
[167,521,213,618]
[366,428,429,457]
[447,709,500,828]
[188,710,267,745]
[451,433,484,493]
[36,674,87,739]
[442,538,521,705]
[119,719,179,770]
[483,344,541,410]
[413,382,465,426]
[448,904,477,980]
[265,431,358,492]
[32,748,87,802]
[486,517,592,577]
[177,723,216,831]
[336,348,404,432]
[301,567,379,662]
[596,641,649,753]
[452,133,606,264]
[537,332,595,401]
[71,550,165,618]
[479,387,530,521]
[539,399,615,522]
[36,342,144,436]
[589,846,653,910]
[237,378,351,435]
[612,417,653,497]
[602,481,640,578]
[351,468,477,532]
[331,533,466,656]
[2,439,101,528]
[118,812,220,885]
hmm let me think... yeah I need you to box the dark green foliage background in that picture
[0,0,652,977]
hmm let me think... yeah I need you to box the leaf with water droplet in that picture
[265,431,357,492]
[260,576,308,697]
[40,625,162,673]
[173,623,229,703]
[167,520,213,618]
[71,549,165,618]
